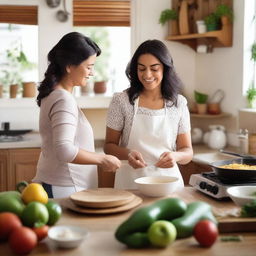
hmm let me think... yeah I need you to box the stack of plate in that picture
[61,188,142,215]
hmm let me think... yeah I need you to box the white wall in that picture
[195,0,246,115]
[131,0,196,104]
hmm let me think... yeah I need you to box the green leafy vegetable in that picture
[220,235,243,242]
[241,199,256,217]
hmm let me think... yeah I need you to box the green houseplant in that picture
[215,4,234,23]
[204,13,219,31]
[194,90,208,114]
[159,9,178,26]
[246,84,256,108]
[159,9,179,36]
[247,43,256,108]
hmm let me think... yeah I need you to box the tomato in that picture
[0,212,22,241]
[193,220,218,247]
[9,226,37,254]
[32,225,49,241]
[45,201,62,226]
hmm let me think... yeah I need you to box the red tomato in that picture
[193,220,218,247]
[9,226,37,254]
[0,212,22,241]
[32,225,49,241]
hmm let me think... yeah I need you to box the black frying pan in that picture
[211,150,256,183]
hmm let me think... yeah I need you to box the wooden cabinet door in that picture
[0,150,8,192]
[7,148,41,191]
[179,161,212,185]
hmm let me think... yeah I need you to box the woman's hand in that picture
[155,152,176,168]
[128,150,147,169]
[100,154,122,172]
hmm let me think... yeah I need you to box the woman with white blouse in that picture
[104,39,193,190]
[33,32,121,198]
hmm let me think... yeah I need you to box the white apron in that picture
[114,97,184,190]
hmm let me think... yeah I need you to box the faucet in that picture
[1,122,10,131]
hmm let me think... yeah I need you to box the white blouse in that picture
[106,91,191,149]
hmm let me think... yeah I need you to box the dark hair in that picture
[37,32,101,106]
[126,39,183,105]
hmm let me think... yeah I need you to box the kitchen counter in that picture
[0,187,255,255]
[0,132,41,149]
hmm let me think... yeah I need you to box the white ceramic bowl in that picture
[48,225,89,248]
[134,176,179,197]
[226,186,256,207]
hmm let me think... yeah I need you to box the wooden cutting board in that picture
[218,217,256,233]
[61,196,142,215]
[70,188,135,208]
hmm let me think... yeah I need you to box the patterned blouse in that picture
[106,91,191,149]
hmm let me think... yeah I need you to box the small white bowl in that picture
[48,225,89,248]
[134,176,179,197]
[226,186,256,207]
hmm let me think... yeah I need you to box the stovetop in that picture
[189,172,256,199]
[202,172,256,185]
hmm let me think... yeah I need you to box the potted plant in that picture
[194,90,208,114]
[0,41,36,98]
[204,13,219,31]
[215,4,234,25]
[246,84,256,108]
[159,9,179,35]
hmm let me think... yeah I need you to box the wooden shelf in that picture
[190,112,231,118]
[166,20,232,51]
[168,0,233,51]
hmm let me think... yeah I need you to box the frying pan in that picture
[210,150,256,183]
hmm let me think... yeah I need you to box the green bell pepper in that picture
[0,190,25,217]
[115,198,187,248]
[172,201,217,238]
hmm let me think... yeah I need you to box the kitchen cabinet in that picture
[169,0,233,51]
[178,161,212,185]
[0,148,40,191]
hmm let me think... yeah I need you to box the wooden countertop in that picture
[1,188,255,255]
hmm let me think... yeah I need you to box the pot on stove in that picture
[206,125,227,149]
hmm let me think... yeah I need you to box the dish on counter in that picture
[226,186,256,207]
[69,188,135,208]
[48,225,89,248]
[134,176,179,197]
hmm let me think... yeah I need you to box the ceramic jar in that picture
[206,125,227,149]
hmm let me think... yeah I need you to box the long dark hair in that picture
[37,32,101,106]
[126,39,183,106]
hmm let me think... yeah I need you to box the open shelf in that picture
[166,19,232,51]
[190,112,231,119]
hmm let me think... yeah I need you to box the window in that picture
[0,24,38,95]
[73,0,131,94]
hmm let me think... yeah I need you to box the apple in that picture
[147,220,177,248]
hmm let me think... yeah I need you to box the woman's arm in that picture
[104,127,130,160]
[72,149,121,172]
[104,127,147,168]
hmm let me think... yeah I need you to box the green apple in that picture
[148,220,177,248]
